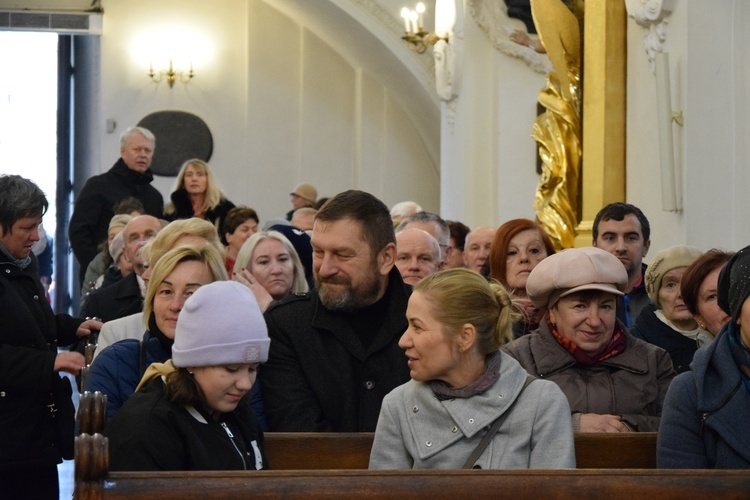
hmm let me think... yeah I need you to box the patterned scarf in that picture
[726,321,750,394]
[548,315,627,365]
[429,351,503,400]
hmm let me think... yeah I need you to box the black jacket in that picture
[164,188,235,243]
[105,377,266,471]
[69,159,164,280]
[80,271,143,322]
[261,267,411,432]
[617,263,651,328]
[0,253,83,469]
[630,304,700,374]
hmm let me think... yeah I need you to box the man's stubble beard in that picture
[316,263,385,312]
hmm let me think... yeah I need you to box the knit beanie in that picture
[172,281,270,367]
[645,245,704,306]
[718,244,750,324]
[108,231,125,263]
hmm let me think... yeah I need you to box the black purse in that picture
[0,273,78,460]
[50,375,76,460]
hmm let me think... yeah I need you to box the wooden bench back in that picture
[77,392,656,469]
[262,432,657,469]
[77,469,750,500]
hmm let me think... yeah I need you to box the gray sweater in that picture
[368,351,575,469]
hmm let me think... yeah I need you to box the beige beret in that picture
[526,246,628,309]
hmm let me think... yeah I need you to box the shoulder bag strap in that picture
[462,374,536,469]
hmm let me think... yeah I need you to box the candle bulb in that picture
[416,2,425,31]
[401,7,410,33]
[409,10,418,35]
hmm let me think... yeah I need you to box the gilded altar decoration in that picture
[531,0,583,251]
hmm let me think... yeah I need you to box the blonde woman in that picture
[233,230,309,311]
[85,244,227,422]
[369,268,574,469]
[164,159,235,237]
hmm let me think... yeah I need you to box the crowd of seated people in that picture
[6,126,750,492]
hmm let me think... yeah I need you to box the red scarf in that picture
[548,315,627,365]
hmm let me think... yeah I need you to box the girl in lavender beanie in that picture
[105,280,270,471]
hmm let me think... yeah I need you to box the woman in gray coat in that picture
[369,268,575,470]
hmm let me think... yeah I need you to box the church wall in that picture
[439,1,546,229]
[626,0,749,255]
[98,0,439,223]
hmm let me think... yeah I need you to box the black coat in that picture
[0,253,82,469]
[105,377,266,471]
[616,263,651,328]
[80,271,143,322]
[630,304,699,374]
[164,188,235,243]
[69,159,164,280]
[261,267,411,432]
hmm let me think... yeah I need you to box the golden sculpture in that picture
[531,0,583,251]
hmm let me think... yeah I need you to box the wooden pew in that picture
[79,394,720,500]
[262,432,657,469]
[77,467,750,500]
[77,393,656,470]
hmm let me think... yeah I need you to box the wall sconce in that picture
[654,51,684,212]
[400,2,449,54]
[149,60,194,89]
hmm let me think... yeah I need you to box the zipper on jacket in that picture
[221,421,247,470]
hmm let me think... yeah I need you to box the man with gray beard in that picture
[262,190,411,432]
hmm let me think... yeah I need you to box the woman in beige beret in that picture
[503,246,676,432]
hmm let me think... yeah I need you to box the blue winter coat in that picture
[657,323,750,468]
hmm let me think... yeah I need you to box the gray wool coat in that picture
[368,351,575,469]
